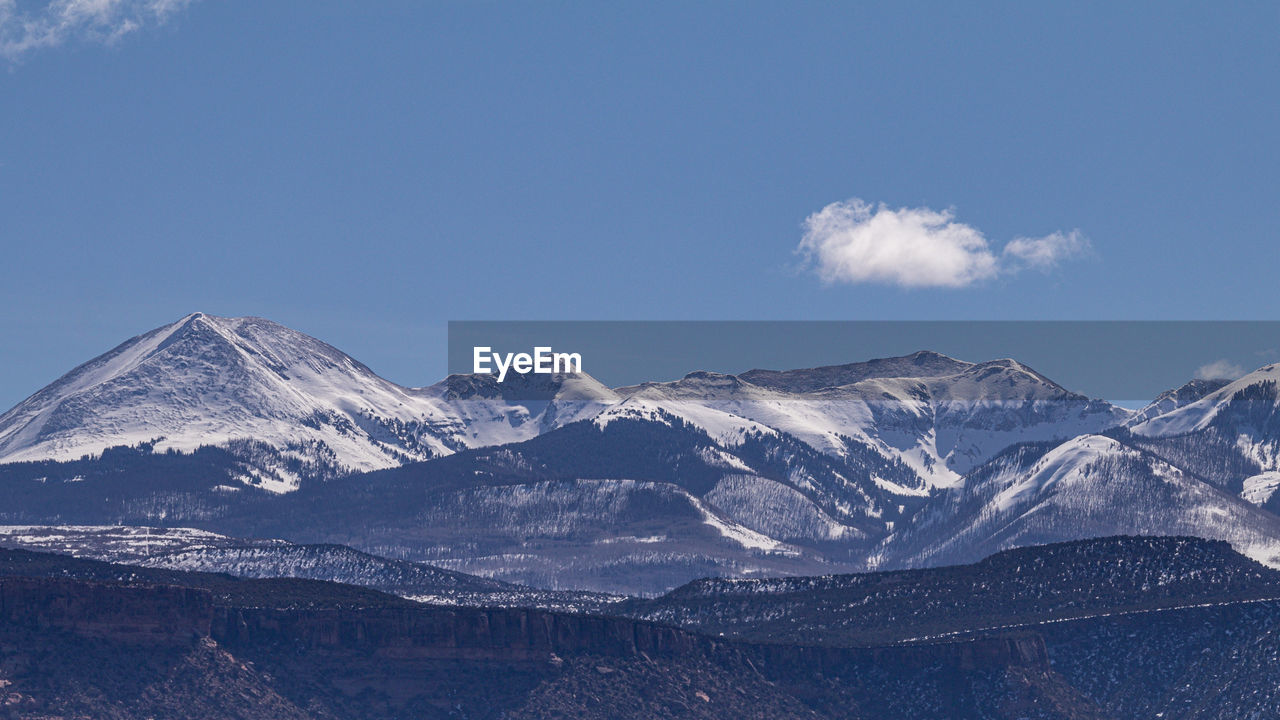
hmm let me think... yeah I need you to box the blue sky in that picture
[0,1,1277,407]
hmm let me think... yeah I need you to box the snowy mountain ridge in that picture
[0,312,1134,495]
[616,355,1131,489]
[1131,363,1280,438]
[6,313,1280,593]
[0,313,614,491]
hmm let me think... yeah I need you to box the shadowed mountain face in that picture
[4,536,1280,718]
[0,526,623,613]
[0,541,1151,719]
[622,536,1280,645]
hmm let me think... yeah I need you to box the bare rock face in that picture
[0,571,1095,719]
[0,576,211,644]
[211,605,710,662]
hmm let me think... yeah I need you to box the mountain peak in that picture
[737,350,972,393]
[1133,362,1280,438]
[0,314,626,487]
[905,349,962,363]
[1127,377,1233,427]
[0,314,446,484]
[958,357,1065,391]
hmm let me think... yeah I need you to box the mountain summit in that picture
[0,313,613,490]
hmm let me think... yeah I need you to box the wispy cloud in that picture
[0,0,194,62]
[1003,230,1091,272]
[796,198,1091,289]
[1195,359,1248,381]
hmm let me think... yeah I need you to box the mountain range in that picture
[1,312,1279,594]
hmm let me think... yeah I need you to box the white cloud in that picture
[1195,359,1248,381]
[1003,230,1091,271]
[797,199,999,289]
[0,0,194,62]
[796,198,1090,289]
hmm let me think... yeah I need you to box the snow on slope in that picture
[1132,364,1280,438]
[1126,378,1231,427]
[1129,364,1280,486]
[0,313,453,472]
[615,358,1130,490]
[0,524,623,611]
[737,350,971,392]
[0,313,615,490]
[591,394,780,448]
[703,474,863,544]
[0,524,284,562]
[881,435,1280,570]
[618,371,883,456]
[0,313,1127,501]
[419,370,619,449]
[1243,472,1280,506]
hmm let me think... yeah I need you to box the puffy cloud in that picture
[796,198,1089,289]
[0,0,194,61]
[1195,359,1248,381]
[797,199,1000,289]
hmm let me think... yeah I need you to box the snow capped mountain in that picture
[737,350,971,391]
[0,313,613,491]
[0,313,443,482]
[6,312,1280,593]
[1118,365,1280,513]
[1126,377,1231,426]
[617,355,1131,490]
[0,313,1129,498]
[427,370,619,448]
[881,434,1280,570]
[1131,363,1280,440]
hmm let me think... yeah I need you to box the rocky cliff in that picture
[0,571,1091,719]
[0,576,211,644]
